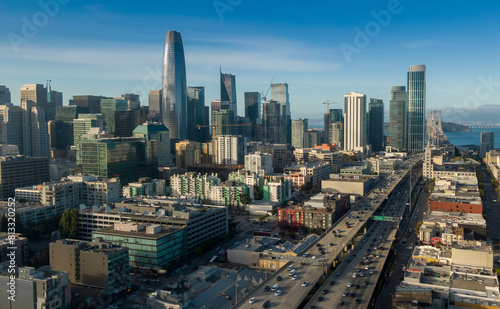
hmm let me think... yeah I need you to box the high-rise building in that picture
[0,155,49,200]
[262,100,287,144]
[162,30,187,140]
[480,132,495,157]
[148,89,162,114]
[0,86,11,104]
[133,122,172,167]
[49,89,63,107]
[20,84,47,107]
[220,71,237,114]
[121,93,140,110]
[77,135,158,185]
[100,98,127,134]
[344,92,366,152]
[271,83,291,144]
[187,86,207,142]
[389,86,407,150]
[0,104,23,153]
[21,100,50,157]
[54,105,83,150]
[73,114,103,147]
[407,65,426,151]
[305,130,322,148]
[244,92,261,140]
[329,122,343,148]
[175,140,201,169]
[114,108,148,137]
[324,109,343,143]
[216,135,247,165]
[212,109,236,136]
[72,95,103,113]
[292,118,308,148]
[368,98,384,152]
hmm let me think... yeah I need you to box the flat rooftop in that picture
[93,225,181,239]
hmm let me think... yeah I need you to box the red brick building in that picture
[429,200,482,214]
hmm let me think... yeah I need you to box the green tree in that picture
[414,221,423,235]
[253,184,262,200]
[0,214,7,233]
[60,209,79,238]
[240,193,251,207]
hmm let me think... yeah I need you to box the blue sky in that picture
[1,0,500,125]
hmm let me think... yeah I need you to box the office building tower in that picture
[407,65,426,151]
[480,132,495,157]
[49,238,130,294]
[133,122,172,167]
[149,89,162,114]
[216,135,247,165]
[0,266,71,309]
[187,86,207,142]
[305,130,322,148]
[262,100,287,144]
[162,30,188,140]
[49,89,63,107]
[54,105,82,150]
[220,71,237,113]
[324,108,343,143]
[212,109,236,136]
[271,83,291,144]
[114,108,148,137]
[20,84,47,107]
[100,98,127,134]
[0,104,24,153]
[0,85,11,104]
[368,98,384,152]
[72,95,103,113]
[236,116,252,139]
[121,93,140,110]
[292,118,308,148]
[389,86,407,150]
[211,99,233,113]
[21,100,50,157]
[77,135,158,185]
[244,92,261,140]
[344,92,367,152]
[73,114,103,147]
[0,155,49,200]
[175,140,201,169]
[329,122,343,149]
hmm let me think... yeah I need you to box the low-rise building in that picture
[0,266,71,309]
[93,223,184,269]
[244,152,273,175]
[284,162,331,189]
[121,177,166,198]
[49,238,130,294]
[321,174,379,197]
[0,233,28,268]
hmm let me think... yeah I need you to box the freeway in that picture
[236,156,423,309]
[306,165,421,308]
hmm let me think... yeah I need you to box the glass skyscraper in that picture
[187,86,207,142]
[220,71,237,114]
[271,83,290,144]
[368,99,384,152]
[244,92,261,141]
[389,86,407,150]
[162,31,187,140]
[407,65,426,151]
[324,108,343,143]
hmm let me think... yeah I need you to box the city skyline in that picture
[2,1,500,123]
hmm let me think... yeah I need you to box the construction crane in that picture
[196,123,251,163]
[261,73,277,102]
[323,100,338,114]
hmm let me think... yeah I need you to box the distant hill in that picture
[442,122,470,132]
[383,121,470,134]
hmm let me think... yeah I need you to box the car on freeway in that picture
[275,290,283,296]
[302,282,308,287]
[329,280,335,286]
[292,275,299,280]
[249,297,256,304]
